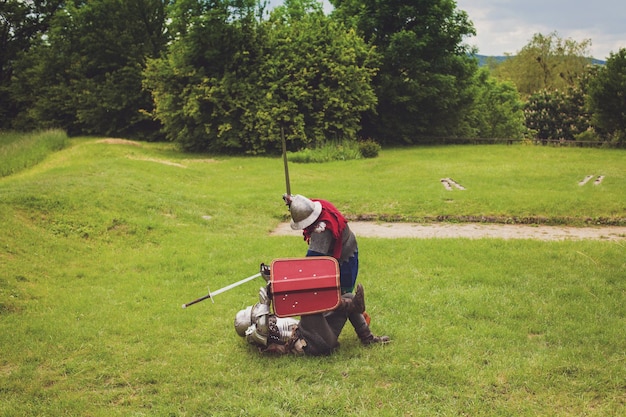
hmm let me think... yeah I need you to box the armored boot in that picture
[337,284,365,314]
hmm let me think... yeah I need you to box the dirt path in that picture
[271,222,626,241]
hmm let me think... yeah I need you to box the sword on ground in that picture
[182,272,262,308]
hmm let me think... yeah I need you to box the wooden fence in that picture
[421,137,625,148]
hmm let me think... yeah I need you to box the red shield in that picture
[270,257,340,317]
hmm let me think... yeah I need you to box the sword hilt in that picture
[181,291,212,309]
[208,286,215,304]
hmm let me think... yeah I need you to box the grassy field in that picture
[0,135,625,416]
[0,129,68,178]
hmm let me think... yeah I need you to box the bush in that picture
[288,140,362,163]
[359,138,381,158]
[574,129,601,142]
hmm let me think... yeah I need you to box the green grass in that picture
[0,129,69,178]
[289,144,626,224]
[1,136,625,416]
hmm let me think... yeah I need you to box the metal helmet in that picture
[289,194,322,230]
[234,306,252,337]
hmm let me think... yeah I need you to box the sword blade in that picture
[182,272,263,308]
[209,272,262,298]
[281,127,291,196]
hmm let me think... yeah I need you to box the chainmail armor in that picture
[308,225,357,263]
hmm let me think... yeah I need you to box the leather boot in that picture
[338,284,365,314]
[357,328,391,345]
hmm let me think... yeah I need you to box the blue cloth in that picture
[306,249,358,293]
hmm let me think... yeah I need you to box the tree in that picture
[493,32,592,97]
[10,0,167,139]
[524,85,591,142]
[587,48,626,144]
[0,0,64,129]
[330,0,478,144]
[144,0,377,153]
[466,68,526,140]
[255,0,378,150]
[144,0,269,152]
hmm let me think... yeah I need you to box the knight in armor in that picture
[282,194,388,345]
[235,282,387,356]
[284,194,357,293]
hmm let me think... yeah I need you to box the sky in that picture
[454,0,625,60]
[268,0,625,60]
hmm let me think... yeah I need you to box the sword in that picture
[281,126,291,196]
[182,272,262,308]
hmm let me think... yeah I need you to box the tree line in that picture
[1,0,624,153]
